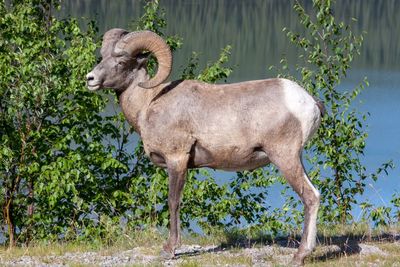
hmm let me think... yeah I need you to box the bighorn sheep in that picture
[86,29,324,266]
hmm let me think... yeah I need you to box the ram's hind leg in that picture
[273,153,320,266]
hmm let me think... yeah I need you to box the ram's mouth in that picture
[87,82,102,91]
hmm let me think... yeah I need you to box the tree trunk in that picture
[26,179,35,246]
[3,196,16,248]
[334,168,346,224]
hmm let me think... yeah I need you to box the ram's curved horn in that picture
[101,28,129,58]
[113,30,172,89]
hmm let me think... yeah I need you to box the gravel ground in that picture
[0,244,294,266]
[0,242,393,266]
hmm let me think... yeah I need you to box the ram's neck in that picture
[118,78,162,136]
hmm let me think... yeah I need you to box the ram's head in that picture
[86,29,172,91]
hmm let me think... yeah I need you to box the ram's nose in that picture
[86,73,95,82]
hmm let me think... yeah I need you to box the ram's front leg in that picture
[162,154,189,258]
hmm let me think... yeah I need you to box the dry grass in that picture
[1,225,399,266]
[176,252,253,267]
[0,242,89,259]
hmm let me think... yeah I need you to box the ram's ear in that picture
[135,52,151,68]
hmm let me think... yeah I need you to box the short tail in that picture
[312,96,325,116]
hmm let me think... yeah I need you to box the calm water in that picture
[61,0,399,208]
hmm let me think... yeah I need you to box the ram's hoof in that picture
[291,254,305,266]
[160,248,175,260]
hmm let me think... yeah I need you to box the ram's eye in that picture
[116,60,126,70]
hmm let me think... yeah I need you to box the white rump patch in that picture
[281,79,321,145]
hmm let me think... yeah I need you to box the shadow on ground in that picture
[174,230,400,263]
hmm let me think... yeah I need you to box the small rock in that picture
[358,244,388,256]
[318,244,341,254]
